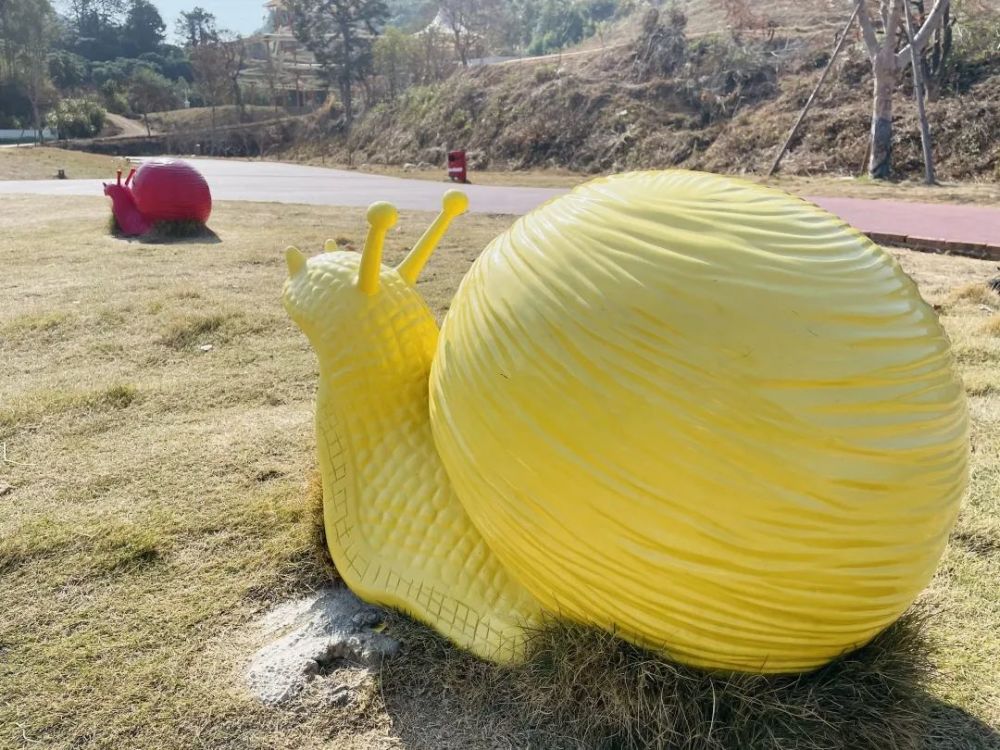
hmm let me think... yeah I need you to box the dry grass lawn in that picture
[0,147,124,181]
[1,194,998,749]
[148,105,293,133]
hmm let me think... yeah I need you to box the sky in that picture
[55,0,270,40]
[154,0,269,40]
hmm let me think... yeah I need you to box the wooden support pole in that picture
[767,2,861,177]
[902,0,937,185]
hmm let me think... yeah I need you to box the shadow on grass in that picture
[108,215,222,245]
[372,610,1000,750]
[292,478,995,748]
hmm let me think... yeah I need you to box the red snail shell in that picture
[104,158,212,236]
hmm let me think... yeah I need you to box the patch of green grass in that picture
[158,312,232,349]
[0,518,160,579]
[0,383,139,438]
[1,310,71,337]
[0,517,73,574]
[94,384,140,409]
[88,524,162,577]
[156,308,275,351]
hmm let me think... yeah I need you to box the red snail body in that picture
[103,159,212,237]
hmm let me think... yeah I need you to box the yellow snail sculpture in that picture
[283,170,968,674]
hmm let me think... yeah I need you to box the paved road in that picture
[1,157,997,253]
[0,157,564,215]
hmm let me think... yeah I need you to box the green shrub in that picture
[46,98,107,139]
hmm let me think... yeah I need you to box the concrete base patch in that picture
[246,585,400,706]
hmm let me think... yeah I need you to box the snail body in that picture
[283,171,968,673]
[103,159,212,237]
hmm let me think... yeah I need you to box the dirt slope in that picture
[298,5,1000,183]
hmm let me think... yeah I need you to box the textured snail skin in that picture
[430,171,968,673]
[283,248,543,662]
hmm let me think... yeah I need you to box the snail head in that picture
[283,190,469,352]
[102,167,137,198]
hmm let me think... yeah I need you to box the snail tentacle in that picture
[398,190,470,285]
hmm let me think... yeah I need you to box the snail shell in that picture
[132,159,212,224]
[430,170,968,673]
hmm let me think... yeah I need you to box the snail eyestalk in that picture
[397,190,469,285]
[285,246,307,277]
[359,201,398,295]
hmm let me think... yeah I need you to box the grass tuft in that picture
[979,316,1000,337]
[77,524,164,578]
[158,312,230,349]
[967,381,997,397]
[947,283,997,309]
[156,308,270,351]
[1,311,70,337]
[93,383,139,410]
[0,383,139,439]
[381,611,934,750]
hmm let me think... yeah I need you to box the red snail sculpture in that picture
[104,159,212,237]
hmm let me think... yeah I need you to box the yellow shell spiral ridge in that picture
[430,170,968,673]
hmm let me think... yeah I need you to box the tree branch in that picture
[856,0,880,58]
[886,0,903,56]
[896,0,950,65]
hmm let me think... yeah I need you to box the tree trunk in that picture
[453,28,468,66]
[869,48,897,179]
[29,95,41,143]
[233,79,244,120]
[903,0,935,183]
[143,112,151,137]
[340,22,354,128]
[341,78,353,128]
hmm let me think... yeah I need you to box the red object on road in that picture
[103,159,213,237]
[448,150,469,184]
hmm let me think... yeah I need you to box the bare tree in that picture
[190,40,230,130]
[856,0,950,179]
[286,0,388,128]
[220,32,247,120]
[437,0,502,66]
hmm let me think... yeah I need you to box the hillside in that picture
[291,2,1000,183]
